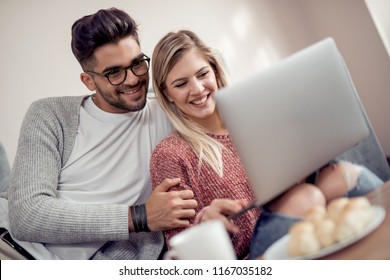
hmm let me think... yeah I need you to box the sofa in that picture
[0,142,11,193]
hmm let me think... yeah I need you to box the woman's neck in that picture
[195,111,228,135]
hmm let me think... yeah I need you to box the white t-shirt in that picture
[58,96,167,205]
[0,96,172,259]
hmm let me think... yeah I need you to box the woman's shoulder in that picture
[150,132,197,185]
[151,132,196,165]
[154,132,191,152]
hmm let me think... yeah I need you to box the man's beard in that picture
[96,81,148,112]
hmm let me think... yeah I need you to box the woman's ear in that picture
[80,73,96,91]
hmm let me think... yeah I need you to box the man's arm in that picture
[9,99,198,244]
[9,100,130,243]
[143,178,197,231]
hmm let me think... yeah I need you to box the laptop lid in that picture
[216,38,369,204]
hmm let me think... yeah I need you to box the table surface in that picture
[319,180,390,259]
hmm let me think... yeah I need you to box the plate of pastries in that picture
[263,196,386,260]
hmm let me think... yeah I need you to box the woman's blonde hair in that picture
[152,30,229,176]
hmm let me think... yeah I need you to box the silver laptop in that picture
[216,38,369,205]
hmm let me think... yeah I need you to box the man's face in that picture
[82,36,149,113]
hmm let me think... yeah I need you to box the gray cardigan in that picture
[8,95,164,259]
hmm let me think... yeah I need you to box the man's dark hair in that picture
[71,7,139,68]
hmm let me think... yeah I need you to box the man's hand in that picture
[145,178,198,231]
[196,199,249,234]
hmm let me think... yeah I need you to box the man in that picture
[2,7,197,260]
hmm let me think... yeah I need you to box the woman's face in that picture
[164,50,219,123]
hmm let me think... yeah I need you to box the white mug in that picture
[163,220,237,260]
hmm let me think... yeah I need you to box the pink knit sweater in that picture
[150,131,260,259]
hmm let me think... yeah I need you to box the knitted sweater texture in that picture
[8,95,165,259]
[150,132,260,259]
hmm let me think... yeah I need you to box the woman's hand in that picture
[195,199,249,234]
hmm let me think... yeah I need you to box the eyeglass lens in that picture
[108,59,149,85]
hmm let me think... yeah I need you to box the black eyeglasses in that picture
[85,54,150,86]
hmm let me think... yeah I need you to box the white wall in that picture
[1,0,390,165]
[365,0,390,57]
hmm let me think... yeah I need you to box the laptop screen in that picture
[216,38,369,204]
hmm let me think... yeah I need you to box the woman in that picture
[150,30,260,259]
[149,30,383,259]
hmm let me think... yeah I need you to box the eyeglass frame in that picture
[84,54,150,86]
